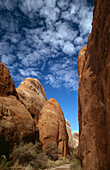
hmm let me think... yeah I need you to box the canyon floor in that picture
[49,164,71,170]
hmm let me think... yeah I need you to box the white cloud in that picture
[19,0,44,17]
[46,57,78,90]
[74,36,83,45]
[45,74,60,88]
[56,22,78,41]
[78,6,93,35]
[63,42,75,55]
[0,0,94,91]
[57,0,71,10]
[44,0,56,8]
[19,68,41,77]
[21,52,41,67]
[2,54,16,65]
[0,0,17,10]
[40,6,60,22]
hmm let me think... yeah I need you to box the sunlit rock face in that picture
[65,119,74,148]
[0,62,36,157]
[78,0,110,169]
[65,119,79,149]
[38,98,69,157]
[17,78,47,126]
[72,132,79,148]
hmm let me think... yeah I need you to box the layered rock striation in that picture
[78,0,110,169]
[38,98,69,156]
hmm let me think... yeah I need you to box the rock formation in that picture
[72,132,79,140]
[65,119,73,148]
[38,98,69,156]
[72,132,79,148]
[65,120,79,149]
[78,0,110,169]
[0,62,70,158]
[0,62,18,98]
[17,78,47,126]
[0,62,36,157]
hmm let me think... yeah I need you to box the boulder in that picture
[38,98,69,156]
[0,63,36,157]
[78,0,110,169]
[17,78,47,126]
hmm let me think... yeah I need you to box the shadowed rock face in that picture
[78,0,110,169]
[38,98,69,156]
[0,62,18,98]
[0,63,36,157]
[17,78,47,126]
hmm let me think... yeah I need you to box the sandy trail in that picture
[49,164,71,170]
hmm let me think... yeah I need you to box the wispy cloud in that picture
[0,0,93,90]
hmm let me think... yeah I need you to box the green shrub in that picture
[45,142,61,161]
[0,155,12,170]
[11,141,48,169]
[70,150,82,170]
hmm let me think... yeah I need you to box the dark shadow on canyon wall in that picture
[78,0,110,169]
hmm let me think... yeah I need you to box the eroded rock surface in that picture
[65,119,73,149]
[72,132,79,148]
[0,62,18,98]
[78,0,110,169]
[0,63,36,157]
[17,78,47,126]
[38,98,69,156]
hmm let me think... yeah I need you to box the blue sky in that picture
[0,0,94,133]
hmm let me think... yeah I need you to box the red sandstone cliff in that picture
[38,98,69,156]
[0,62,70,158]
[72,132,79,148]
[0,62,36,157]
[65,119,73,148]
[65,119,79,149]
[78,0,110,169]
[17,78,47,126]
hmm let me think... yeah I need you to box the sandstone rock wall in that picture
[72,132,79,148]
[0,62,69,158]
[65,119,79,149]
[78,0,110,169]
[17,78,47,126]
[0,62,36,157]
[0,62,18,98]
[38,98,69,156]
[65,119,74,148]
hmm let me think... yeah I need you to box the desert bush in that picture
[0,155,12,170]
[70,151,82,170]
[11,141,48,169]
[45,142,61,161]
[47,157,70,168]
